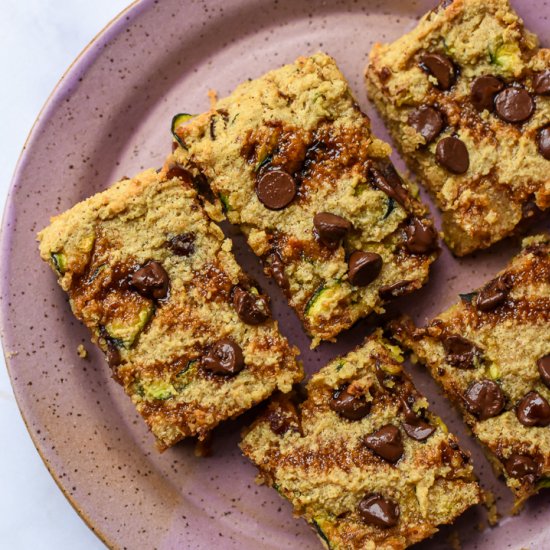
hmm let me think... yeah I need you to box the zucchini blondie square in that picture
[366,0,550,256]
[240,331,480,550]
[391,235,550,505]
[38,168,302,450]
[168,53,439,346]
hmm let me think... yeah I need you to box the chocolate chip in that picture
[313,212,352,248]
[495,87,534,123]
[357,495,399,528]
[369,166,409,207]
[420,53,456,90]
[436,136,469,174]
[476,275,511,312]
[516,391,550,427]
[470,75,504,111]
[256,168,296,210]
[348,251,383,287]
[329,386,371,420]
[402,419,436,441]
[538,126,550,160]
[378,280,411,300]
[232,286,270,325]
[533,70,550,95]
[537,354,550,388]
[167,233,196,256]
[404,218,438,254]
[105,342,121,369]
[505,453,541,480]
[408,106,445,144]
[130,261,169,300]
[267,251,289,293]
[268,410,293,436]
[363,425,404,463]
[443,335,481,369]
[165,165,194,183]
[463,380,505,420]
[202,338,245,375]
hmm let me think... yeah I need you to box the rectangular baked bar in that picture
[168,53,438,346]
[366,0,550,256]
[391,235,550,505]
[38,168,302,449]
[240,330,480,550]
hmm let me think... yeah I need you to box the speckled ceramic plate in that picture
[2,0,549,548]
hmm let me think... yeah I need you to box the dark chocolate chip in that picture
[348,251,383,287]
[267,251,289,293]
[516,391,550,427]
[370,166,409,207]
[313,212,352,248]
[167,233,196,257]
[130,261,169,300]
[402,419,436,441]
[329,386,371,420]
[470,75,504,112]
[268,410,293,436]
[538,354,550,388]
[404,218,438,254]
[408,106,445,144]
[435,136,469,174]
[105,342,121,369]
[420,53,456,90]
[538,126,550,160]
[443,335,481,369]
[363,424,404,463]
[505,452,541,480]
[533,70,550,95]
[256,169,296,210]
[202,338,245,375]
[232,286,270,325]
[495,87,535,123]
[476,275,511,312]
[463,379,505,420]
[165,165,194,184]
[357,494,400,528]
[378,280,411,300]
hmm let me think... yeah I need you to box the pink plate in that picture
[1,0,549,548]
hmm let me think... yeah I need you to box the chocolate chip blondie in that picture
[38,168,302,449]
[366,0,550,256]
[391,235,550,505]
[168,53,438,346]
[240,330,480,549]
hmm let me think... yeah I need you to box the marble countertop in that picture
[1,2,128,548]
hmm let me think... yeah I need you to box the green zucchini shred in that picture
[171,113,195,148]
[141,378,177,401]
[537,477,550,490]
[219,193,231,212]
[383,197,395,219]
[50,252,68,275]
[104,303,154,349]
[312,519,332,549]
[305,281,342,319]
[254,154,273,173]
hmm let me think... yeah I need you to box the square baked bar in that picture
[38,168,302,450]
[391,235,550,505]
[240,330,480,549]
[169,53,438,346]
[366,0,550,256]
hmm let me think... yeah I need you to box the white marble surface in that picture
[0,2,129,548]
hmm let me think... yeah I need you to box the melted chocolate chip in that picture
[313,212,352,248]
[408,106,444,144]
[538,354,550,388]
[268,410,293,436]
[436,136,469,174]
[378,280,411,300]
[516,391,550,427]
[167,233,196,257]
[402,419,436,441]
[256,169,296,210]
[476,275,511,312]
[363,425,404,463]
[443,335,481,369]
[538,126,550,160]
[202,339,245,375]
[105,342,121,369]
[130,261,169,300]
[470,75,503,112]
[404,218,438,254]
[369,166,409,207]
[495,87,535,123]
[267,251,289,293]
[358,495,400,528]
[463,380,505,420]
[348,251,383,287]
[165,165,194,183]
[420,53,456,90]
[505,453,541,480]
[329,386,371,420]
[232,286,270,325]
[533,70,550,95]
